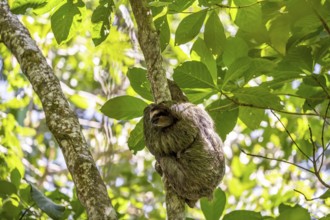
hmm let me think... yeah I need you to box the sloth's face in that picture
[149,106,175,128]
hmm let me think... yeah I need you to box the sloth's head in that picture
[149,104,177,128]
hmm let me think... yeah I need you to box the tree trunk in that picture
[0,1,117,219]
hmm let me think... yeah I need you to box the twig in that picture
[219,92,330,118]
[317,101,330,172]
[240,148,314,174]
[308,127,330,188]
[294,189,319,201]
[270,110,312,162]
[311,5,330,35]
[305,101,330,126]
[19,203,35,220]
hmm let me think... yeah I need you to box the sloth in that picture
[143,87,225,207]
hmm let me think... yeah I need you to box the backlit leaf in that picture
[101,96,148,120]
[51,0,86,44]
[204,11,226,56]
[175,9,207,45]
[128,119,145,154]
[201,188,226,220]
[173,61,215,88]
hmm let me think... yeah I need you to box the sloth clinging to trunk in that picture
[143,84,225,207]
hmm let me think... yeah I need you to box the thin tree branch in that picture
[318,101,330,172]
[311,5,330,35]
[219,92,330,119]
[294,189,319,201]
[305,101,330,126]
[270,110,313,162]
[19,203,35,220]
[128,0,185,219]
[240,148,315,174]
[308,127,330,188]
[0,1,116,219]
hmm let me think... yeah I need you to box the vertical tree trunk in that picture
[0,1,117,219]
[128,0,186,219]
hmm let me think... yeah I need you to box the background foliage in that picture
[1,0,330,219]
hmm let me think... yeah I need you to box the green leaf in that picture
[168,0,195,13]
[191,38,217,82]
[201,188,226,220]
[320,189,330,199]
[127,119,145,154]
[277,204,310,220]
[232,87,282,110]
[268,14,291,55]
[223,210,262,220]
[222,37,248,66]
[0,180,17,197]
[19,184,32,204]
[198,0,222,7]
[260,71,304,90]
[10,168,22,189]
[30,184,65,219]
[175,9,207,45]
[319,215,330,220]
[51,0,86,45]
[204,11,226,56]
[33,0,63,15]
[148,1,171,7]
[127,68,153,101]
[183,88,214,104]
[281,46,313,73]
[101,96,148,120]
[222,57,252,89]
[2,197,21,218]
[239,107,265,130]
[154,15,170,51]
[11,0,47,14]
[173,61,215,88]
[207,99,238,140]
[91,0,114,46]
[234,0,263,33]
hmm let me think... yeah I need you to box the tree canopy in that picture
[0,0,330,219]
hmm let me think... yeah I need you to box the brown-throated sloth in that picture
[143,82,225,207]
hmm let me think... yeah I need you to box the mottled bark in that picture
[129,0,171,104]
[0,1,116,219]
[128,0,185,219]
[165,181,185,220]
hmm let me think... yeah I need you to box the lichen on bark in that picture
[0,1,116,219]
[128,0,186,219]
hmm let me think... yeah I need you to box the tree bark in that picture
[128,0,186,219]
[0,1,117,219]
[129,0,171,104]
